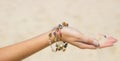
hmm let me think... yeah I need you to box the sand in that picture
[0,0,120,61]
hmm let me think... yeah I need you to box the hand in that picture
[61,27,117,49]
[61,27,98,49]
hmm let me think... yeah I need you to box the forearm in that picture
[0,31,54,61]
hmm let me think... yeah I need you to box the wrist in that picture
[48,22,69,52]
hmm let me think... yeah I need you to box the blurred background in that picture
[0,0,120,61]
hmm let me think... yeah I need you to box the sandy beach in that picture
[0,0,120,61]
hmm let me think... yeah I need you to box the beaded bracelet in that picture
[48,22,68,52]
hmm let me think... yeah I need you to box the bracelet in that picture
[48,22,68,52]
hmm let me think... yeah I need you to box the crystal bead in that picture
[62,22,68,26]
[58,24,63,29]
[49,33,52,37]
